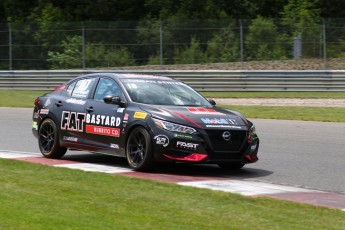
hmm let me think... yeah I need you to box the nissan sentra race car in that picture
[32,73,259,171]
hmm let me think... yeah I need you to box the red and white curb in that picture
[1,150,345,211]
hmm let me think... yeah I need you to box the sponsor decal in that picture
[123,113,129,121]
[86,125,120,137]
[176,141,199,150]
[205,125,242,129]
[61,111,86,132]
[86,114,120,127]
[32,121,38,130]
[63,136,78,142]
[110,143,119,149]
[40,109,49,115]
[117,108,125,113]
[174,133,193,139]
[186,107,223,114]
[44,98,51,108]
[154,135,169,147]
[33,112,39,119]
[66,98,86,105]
[201,118,237,125]
[126,79,183,85]
[61,111,122,136]
[134,111,147,119]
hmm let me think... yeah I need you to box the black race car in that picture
[32,73,259,171]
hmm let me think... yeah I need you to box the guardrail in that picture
[1,70,345,91]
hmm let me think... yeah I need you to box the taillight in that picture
[34,98,40,107]
[54,85,67,91]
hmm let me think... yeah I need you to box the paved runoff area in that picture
[1,150,345,211]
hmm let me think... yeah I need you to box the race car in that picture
[32,73,259,171]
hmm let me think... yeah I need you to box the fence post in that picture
[322,19,327,70]
[160,21,163,68]
[81,22,86,69]
[239,19,244,69]
[8,23,12,71]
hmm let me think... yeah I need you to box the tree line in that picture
[1,0,345,70]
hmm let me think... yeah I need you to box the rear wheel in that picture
[38,118,67,158]
[218,162,245,170]
[126,127,154,171]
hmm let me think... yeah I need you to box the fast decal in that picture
[40,109,49,115]
[86,125,120,137]
[174,133,193,139]
[176,141,199,150]
[66,98,86,105]
[63,136,78,142]
[133,112,147,119]
[44,98,51,108]
[186,107,223,115]
[201,118,237,125]
[154,135,169,147]
[61,111,86,132]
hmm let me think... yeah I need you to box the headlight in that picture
[153,118,196,134]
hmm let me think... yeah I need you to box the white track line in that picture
[54,163,132,173]
[178,180,321,196]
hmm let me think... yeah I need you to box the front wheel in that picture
[38,118,67,158]
[126,127,154,171]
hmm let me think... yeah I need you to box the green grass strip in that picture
[0,90,47,108]
[201,92,345,99]
[222,105,345,122]
[1,158,344,230]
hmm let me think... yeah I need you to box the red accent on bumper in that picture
[163,153,208,162]
[245,154,258,163]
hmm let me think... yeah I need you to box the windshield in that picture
[121,78,211,107]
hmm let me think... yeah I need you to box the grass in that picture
[0,90,47,108]
[1,158,344,230]
[222,105,345,122]
[201,91,345,99]
[0,90,344,122]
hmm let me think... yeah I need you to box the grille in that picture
[205,129,247,152]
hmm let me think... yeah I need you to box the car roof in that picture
[80,73,173,81]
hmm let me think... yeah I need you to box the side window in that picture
[71,78,95,99]
[66,81,77,96]
[94,78,123,101]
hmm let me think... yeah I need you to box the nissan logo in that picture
[222,131,231,141]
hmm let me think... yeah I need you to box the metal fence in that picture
[1,70,344,91]
[2,19,345,70]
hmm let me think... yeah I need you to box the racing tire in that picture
[218,162,245,170]
[38,118,67,159]
[126,127,154,171]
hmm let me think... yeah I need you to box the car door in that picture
[83,77,126,155]
[58,77,97,147]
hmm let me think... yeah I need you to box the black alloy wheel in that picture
[126,127,154,171]
[38,118,67,158]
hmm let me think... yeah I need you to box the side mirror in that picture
[104,95,125,107]
[208,98,216,106]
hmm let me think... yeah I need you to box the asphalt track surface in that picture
[1,107,345,210]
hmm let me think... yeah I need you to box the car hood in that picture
[138,104,248,129]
